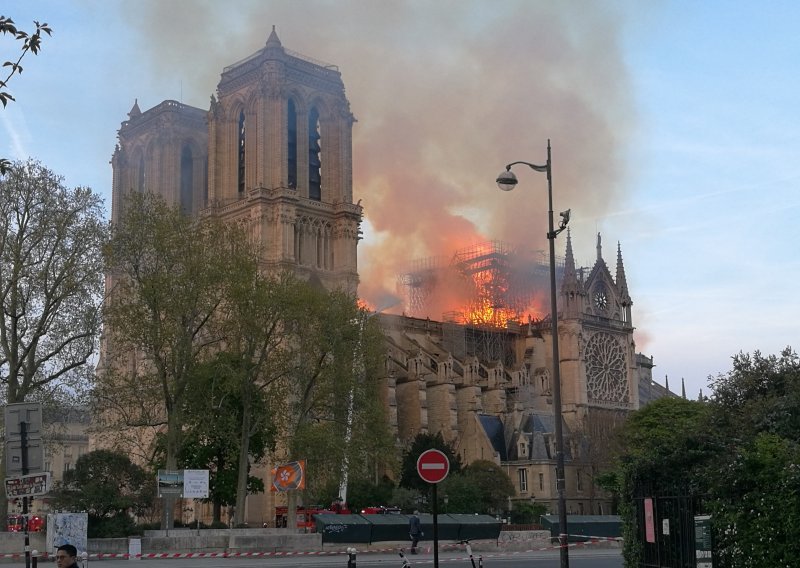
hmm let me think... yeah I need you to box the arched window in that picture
[237,109,246,195]
[180,144,193,214]
[287,99,298,189]
[137,155,145,192]
[308,107,321,201]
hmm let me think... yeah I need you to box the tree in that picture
[49,449,154,537]
[280,290,393,524]
[704,348,800,565]
[175,352,274,523]
[95,191,250,528]
[0,160,106,402]
[438,460,515,515]
[602,348,800,566]
[1,17,52,173]
[214,270,305,526]
[572,408,627,513]
[0,159,106,526]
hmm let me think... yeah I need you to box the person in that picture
[55,544,80,568]
[408,510,423,554]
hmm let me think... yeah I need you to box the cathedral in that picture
[111,27,361,294]
[108,29,669,523]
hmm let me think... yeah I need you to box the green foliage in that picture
[608,348,800,567]
[49,450,155,538]
[346,476,396,511]
[98,194,248,454]
[172,352,274,519]
[438,460,515,515]
[0,159,106,404]
[510,501,547,525]
[708,433,800,566]
[609,397,713,566]
[284,293,395,502]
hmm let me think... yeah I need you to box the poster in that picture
[183,469,209,499]
[46,513,88,556]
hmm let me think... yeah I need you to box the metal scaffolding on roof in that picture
[398,240,562,331]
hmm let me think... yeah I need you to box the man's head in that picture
[56,544,77,568]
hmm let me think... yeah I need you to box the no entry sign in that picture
[416,449,450,484]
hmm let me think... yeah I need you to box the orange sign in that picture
[270,460,306,492]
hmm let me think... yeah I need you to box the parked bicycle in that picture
[398,547,411,567]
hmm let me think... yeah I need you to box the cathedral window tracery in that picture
[585,332,629,404]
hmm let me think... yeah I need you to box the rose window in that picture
[585,332,629,404]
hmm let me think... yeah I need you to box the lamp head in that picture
[496,170,518,191]
[559,209,571,229]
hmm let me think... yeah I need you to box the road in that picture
[81,548,623,568]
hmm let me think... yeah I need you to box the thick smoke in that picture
[122,0,636,318]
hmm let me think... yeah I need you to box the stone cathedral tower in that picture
[110,28,362,293]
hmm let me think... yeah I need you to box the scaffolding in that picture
[398,241,563,366]
[398,241,560,327]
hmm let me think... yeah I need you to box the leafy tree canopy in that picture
[49,449,155,533]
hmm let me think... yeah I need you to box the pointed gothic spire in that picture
[596,232,602,261]
[266,25,282,48]
[560,229,581,294]
[616,242,632,304]
[128,98,141,119]
[681,378,686,399]
[665,374,669,393]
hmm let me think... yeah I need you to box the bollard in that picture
[31,550,39,568]
[346,546,357,568]
[81,551,89,568]
[478,556,483,567]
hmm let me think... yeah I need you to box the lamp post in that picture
[496,139,570,568]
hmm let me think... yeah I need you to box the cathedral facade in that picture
[107,30,662,523]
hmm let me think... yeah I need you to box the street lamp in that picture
[496,139,570,568]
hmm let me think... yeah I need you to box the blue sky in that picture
[2,1,798,400]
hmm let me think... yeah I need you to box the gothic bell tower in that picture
[205,28,361,293]
[111,28,361,294]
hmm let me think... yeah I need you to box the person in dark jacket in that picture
[408,510,423,554]
[56,544,80,568]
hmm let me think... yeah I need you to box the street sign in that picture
[5,472,51,497]
[183,469,209,499]
[416,449,450,484]
[157,470,184,497]
[4,402,44,476]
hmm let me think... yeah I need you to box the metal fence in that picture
[634,495,703,568]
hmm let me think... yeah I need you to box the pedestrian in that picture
[409,510,423,554]
[55,544,80,568]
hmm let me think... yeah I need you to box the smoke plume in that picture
[122,0,636,318]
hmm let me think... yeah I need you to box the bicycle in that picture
[459,540,483,568]
[398,547,411,567]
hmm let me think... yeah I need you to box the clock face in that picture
[594,290,608,310]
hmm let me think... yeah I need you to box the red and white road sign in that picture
[416,449,450,484]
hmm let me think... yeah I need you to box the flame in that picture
[409,241,551,329]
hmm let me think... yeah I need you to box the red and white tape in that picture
[1,534,620,560]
